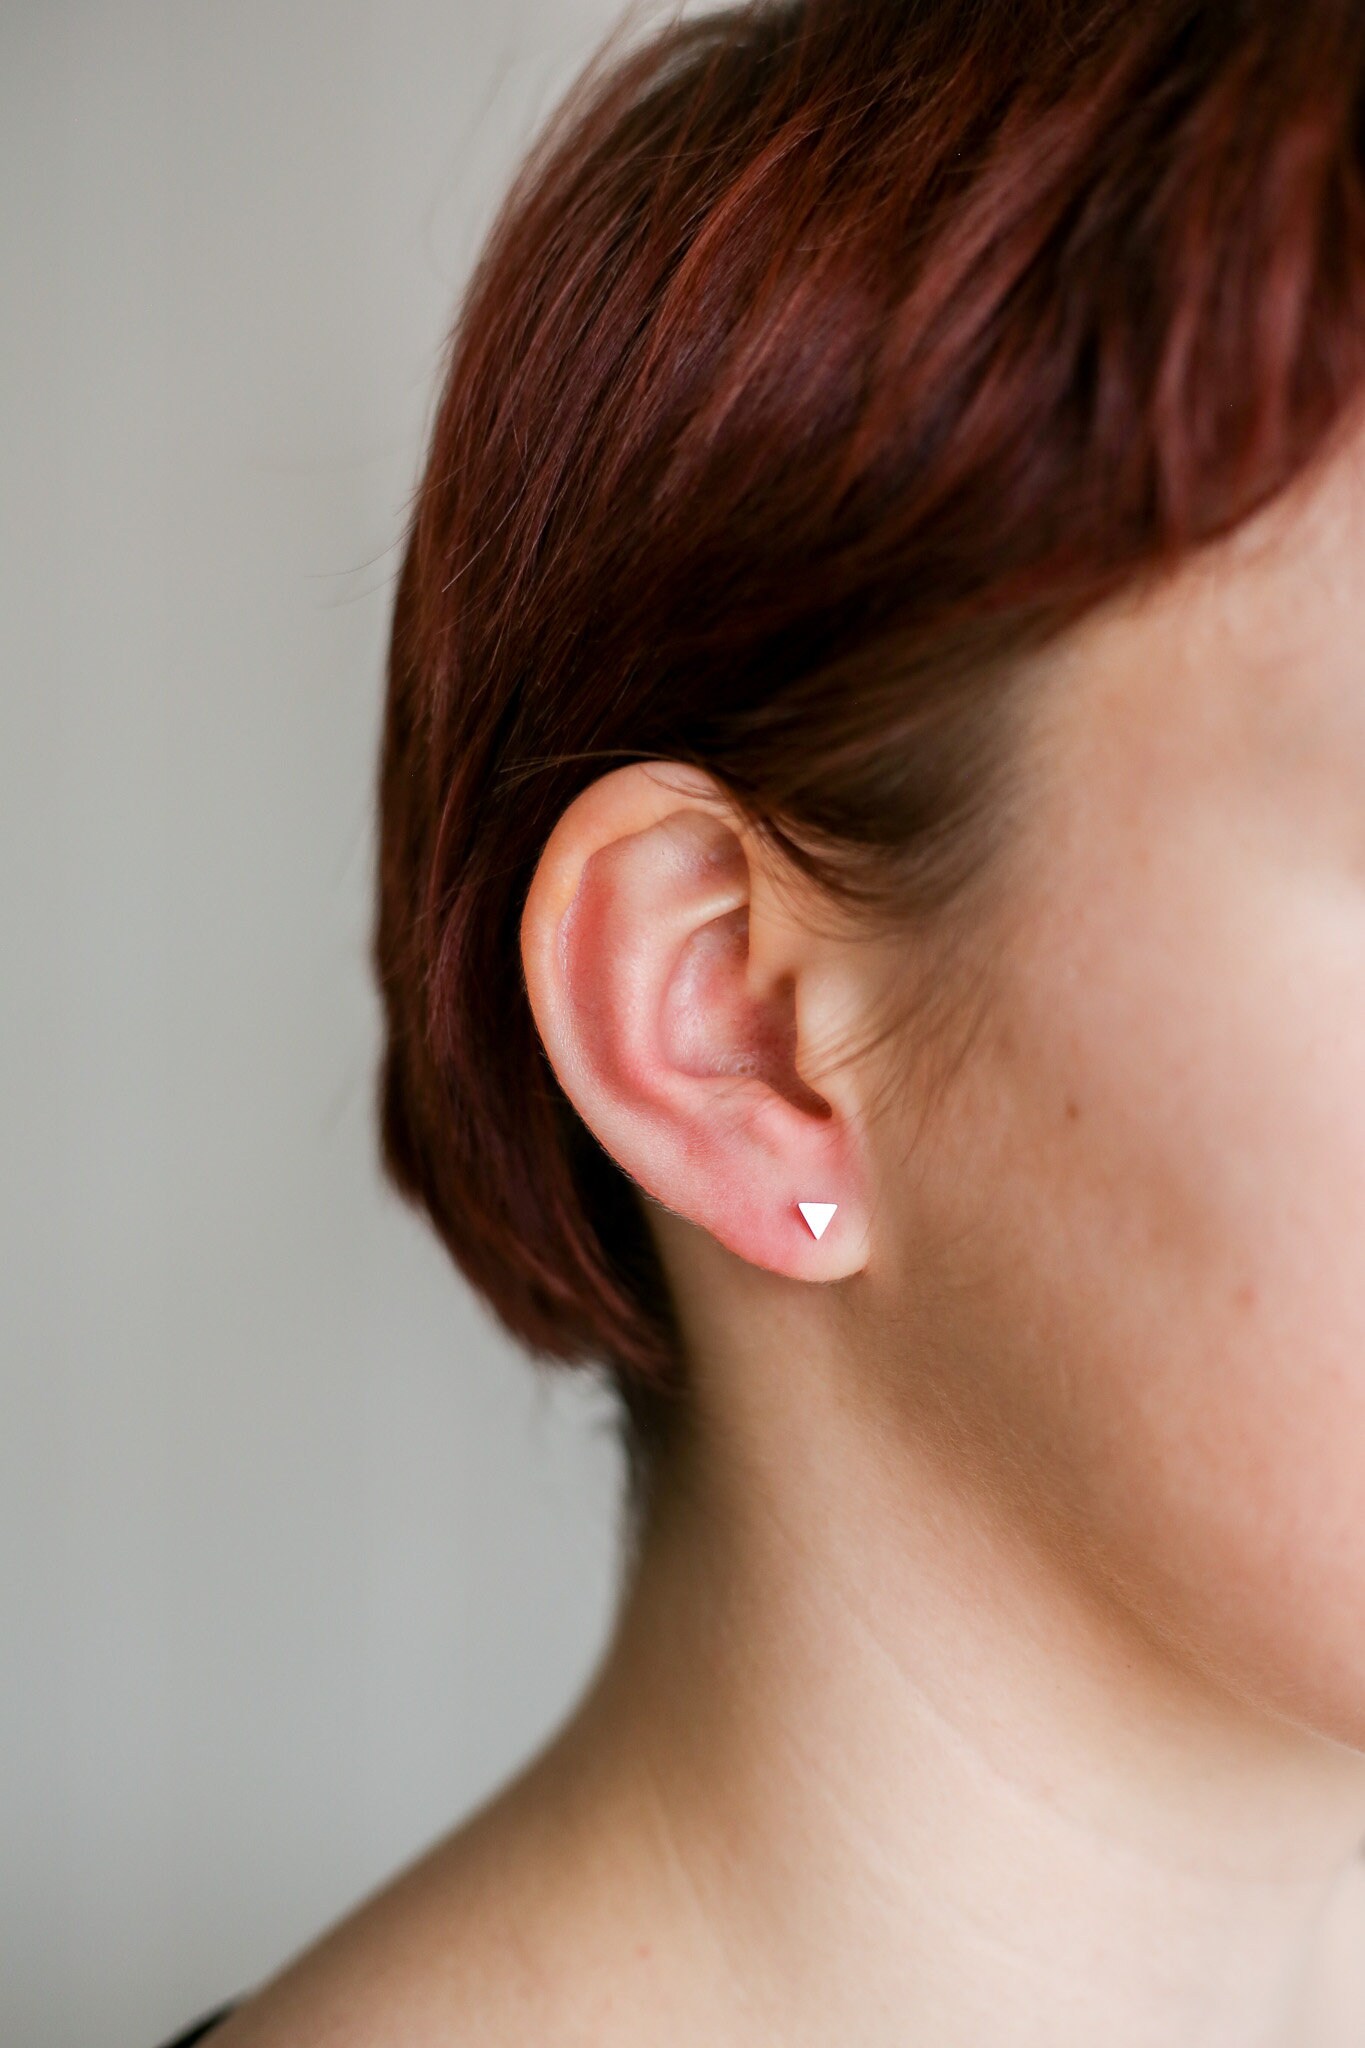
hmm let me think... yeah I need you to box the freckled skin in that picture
[864,432,1365,1748]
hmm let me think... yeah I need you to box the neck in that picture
[545,1370,1365,2048]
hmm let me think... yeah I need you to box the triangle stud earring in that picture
[797,1202,838,1241]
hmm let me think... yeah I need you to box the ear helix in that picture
[797,1202,837,1241]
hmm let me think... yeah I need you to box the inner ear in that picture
[661,903,834,1117]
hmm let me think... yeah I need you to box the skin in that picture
[214,425,1365,2046]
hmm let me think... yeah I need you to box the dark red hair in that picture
[374,0,1365,1516]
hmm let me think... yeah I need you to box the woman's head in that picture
[374,0,1365,1724]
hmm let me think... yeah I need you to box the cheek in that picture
[948,852,1365,1743]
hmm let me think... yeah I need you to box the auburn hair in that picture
[374,0,1365,1521]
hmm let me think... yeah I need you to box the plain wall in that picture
[0,5,655,2042]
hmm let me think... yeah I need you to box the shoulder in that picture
[161,1766,598,2048]
[151,1719,681,2048]
[163,1857,498,2048]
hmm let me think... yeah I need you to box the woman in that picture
[167,1,1365,2041]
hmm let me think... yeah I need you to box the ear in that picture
[520,760,874,1281]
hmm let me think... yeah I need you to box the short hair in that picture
[373,0,1365,1526]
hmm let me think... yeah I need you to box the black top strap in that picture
[155,2003,237,2047]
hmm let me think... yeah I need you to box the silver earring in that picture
[797,1202,837,1240]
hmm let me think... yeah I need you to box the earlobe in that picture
[519,761,872,1284]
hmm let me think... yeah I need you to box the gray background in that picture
[0,5,654,2042]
